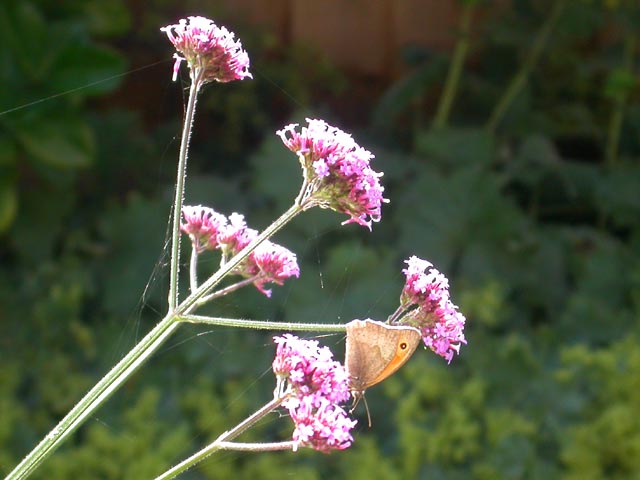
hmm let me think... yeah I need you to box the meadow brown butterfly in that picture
[345,319,421,423]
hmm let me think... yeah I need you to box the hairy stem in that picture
[189,246,199,293]
[155,396,286,479]
[195,276,260,306]
[169,76,202,310]
[6,203,303,480]
[179,314,347,332]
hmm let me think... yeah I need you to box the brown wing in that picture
[345,319,421,393]
[367,325,421,387]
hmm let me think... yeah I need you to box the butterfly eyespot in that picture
[400,342,408,350]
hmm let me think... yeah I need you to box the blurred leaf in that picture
[560,237,636,343]
[184,174,247,214]
[49,43,126,96]
[604,68,637,100]
[14,116,95,168]
[81,0,131,36]
[395,165,525,272]
[0,180,17,233]
[517,134,561,165]
[371,58,445,130]
[10,184,75,263]
[0,2,58,82]
[97,194,167,316]
[284,241,398,325]
[414,127,495,167]
[595,162,640,228]
[249,132,301,212]
[507,134,561,187]
[556,2,603,39]
[0,135,18,166]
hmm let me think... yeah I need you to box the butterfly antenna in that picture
[349,391,372,427]
[362,395,372,428]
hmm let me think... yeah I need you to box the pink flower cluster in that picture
[181,205,228,253]
[272,334,356,453]
[251,242,301,297]
[161,16,252,83]
[277,119,387,230]
[181,206,299,297]
[401,256,467,363]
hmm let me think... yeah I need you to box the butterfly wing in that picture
[345,319,421,394]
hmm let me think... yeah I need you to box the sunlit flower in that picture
[401,256,450,308]
[400,256,467,363]
[217,213,258,258]
[272,334,350,405]
[161,16,252,84]
[210,213,299,295]
[288,396,356,453]
[277,118,387,230]
[181,205,228,252]
[249,241,300,297]
[272,334,355,452]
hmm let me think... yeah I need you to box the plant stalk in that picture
[189,246,199,293]
[432,2,475,129]
[178,314,347,332]
[6,204,303,480]
[155,396,286,480]
[605,33,636,166]
[169,74,202,310]
[486,0,566,133]
[195,276,260,306]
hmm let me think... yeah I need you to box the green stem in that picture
[213,441,296,451]
[432,2,475,129]
[195,276,260,306]
[169,76,202,310]
[155,396,286,480]
[189,245,199,293]
[486,0,566,133]
[605,34,636,166]
[178,314,347,332]
[7,203,304,480]
[6,314,181,480]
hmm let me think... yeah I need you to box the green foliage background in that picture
[1,0,639,478]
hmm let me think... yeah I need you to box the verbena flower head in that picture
[401,256,449,307]
[272,334,355,452]
[161,16,252,84]
[181,205,228,252]
[400,256,467,363]
[248,241,300,297]
[272,334,350,404]
[181,208,299,295]
[288,396,357,453]
[277,118,387,230]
